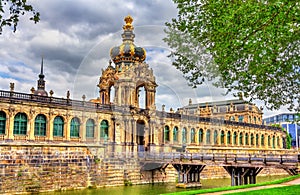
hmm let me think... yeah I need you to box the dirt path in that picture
[200,178,300,195]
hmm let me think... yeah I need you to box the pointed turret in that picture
[34,58,48,96]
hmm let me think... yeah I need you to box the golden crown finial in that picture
[123,15,134,30]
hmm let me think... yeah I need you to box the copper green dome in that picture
[110,15,146,65]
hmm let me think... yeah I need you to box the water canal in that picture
[46,175,288,195]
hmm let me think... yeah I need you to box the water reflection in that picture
[47,175,288,195]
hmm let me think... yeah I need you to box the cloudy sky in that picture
[0,0,290,118]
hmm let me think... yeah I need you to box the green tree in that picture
[165,0,299,111]
[0,0,40,34]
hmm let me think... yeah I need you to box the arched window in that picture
[261,134,265,146]
[34,114,46,136]
[245,133,249,145]
[272,136,275,148]
[0,111,6,134]
[239,132,243,145]
[182,128,187,144]
[70,117,80,137]
[14,113,27,135]
[277,136,280,147]
[238,115,244,122]
[268,135,271,146]
[220,130,225,144]
[190,128,195,143]
[86,119,95,138]
[199,129,203,143]
[254,117,257,124]
[227,131,231,144]
[173,126,178,142]
[206,129,211,144]
[213,130,218,144]
[100,120,109,140]
[233,132,237,145]
[256,134,259,146]
[53,116,64,137]
[250,133,254,145]
[164,126,170,142]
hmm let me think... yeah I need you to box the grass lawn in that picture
[225,185,300,195]
[160,175,300,195]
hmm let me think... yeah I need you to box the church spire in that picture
[34,58,48,96]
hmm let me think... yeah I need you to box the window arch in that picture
[227,131,231,144]
[220,130,225,144]
[0,111,6,134]
[164,126,170,142]
[245,133,249,145]
[173,126,178,142]
[199,129,203,143]
[233,132,237,145]
[239,132,243,145]
[34,114,46,136]
[256,134,259,146]
[14,113,27,135]
[213,130,218,144]
[250,133,254,145]
[238,115,244,122]
[261,134,265,146]
[53,116,64,137]
[86,119,95,138]
[190,128,195,143]
[206,129,211,144]
[70,117,80,137]
[182,128,187,144]
[268,135,271,146]
[100,120,109,140]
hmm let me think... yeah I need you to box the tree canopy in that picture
[0,0,40,34]
[165,0,299,112]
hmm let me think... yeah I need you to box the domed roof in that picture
[110,15,146,65]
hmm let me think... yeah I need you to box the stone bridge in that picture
[138,152,300,187]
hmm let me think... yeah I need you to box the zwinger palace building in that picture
[0,15,286,154]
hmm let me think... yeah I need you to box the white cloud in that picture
[0,0,291,119]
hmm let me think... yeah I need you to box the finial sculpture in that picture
[10,83,14,92]
[123,15,134,31]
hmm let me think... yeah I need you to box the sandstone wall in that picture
[0,144,290,194]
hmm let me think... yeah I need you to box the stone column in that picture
[65,117,71,141]
[7,112,14,140]
[170,125,174,144]
[195,129,199,145]
[28,115,35,140]
[203,130,207,145]
[80,118,87,142]
[48,117,54,140]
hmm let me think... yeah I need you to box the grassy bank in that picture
[160,175,300,195]
[225,184,300,195]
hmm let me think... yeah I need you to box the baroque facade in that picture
[0,16,287,154]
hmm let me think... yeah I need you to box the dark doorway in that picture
[136,120,145,152]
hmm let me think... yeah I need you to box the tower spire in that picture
[34,57,48,96]
[40,57,44,75]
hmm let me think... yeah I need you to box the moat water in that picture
[47,175,287,195]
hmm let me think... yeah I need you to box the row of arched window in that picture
[164,126,281,148]
[0,111,109,139]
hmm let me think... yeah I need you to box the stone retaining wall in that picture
[0,144,290,194]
